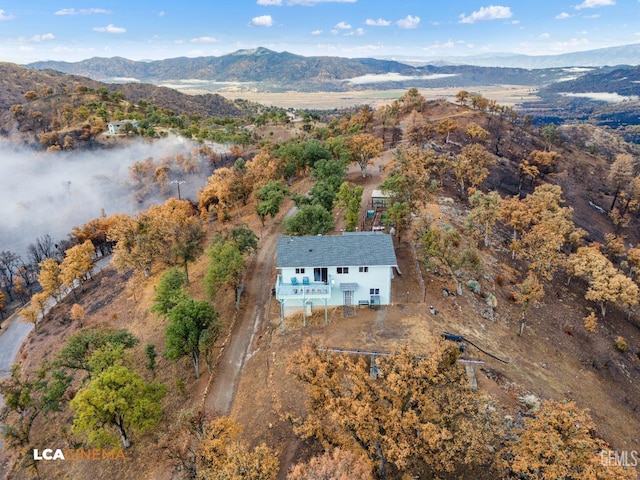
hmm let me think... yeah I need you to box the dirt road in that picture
[203,223,280,415]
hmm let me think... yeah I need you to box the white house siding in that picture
[279,264,394,307]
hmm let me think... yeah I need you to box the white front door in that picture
[343,290,353,306]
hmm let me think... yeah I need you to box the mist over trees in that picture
[0,137,221,257]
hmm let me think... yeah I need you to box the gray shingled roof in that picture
[276,233,397,268]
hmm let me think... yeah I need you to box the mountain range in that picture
[28,47,600,93]
[410,43,640,69]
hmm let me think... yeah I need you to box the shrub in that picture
[615,336,628,352]
[485,293,497,309]
[467,279,481,294]
[519,394,541,411]
[583,312,597,333]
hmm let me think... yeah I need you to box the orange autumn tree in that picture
[287,340,502,480]
[436,117,459,144]
[607,153,635,212]
[347,133,383,177]
[287,448,373,480]
[499,399,636,480]
[467,190,502,247]
[109,199,203,279]
[405,109,431,147]
[198,167,236,220]
[70,214,114,256]
[60,240,95,299]
[198,417,279,480]
[37,258,63,301]
[452,143,495,196]
[501,184,585,274]
[567,245,639,317]
[466,122,490,144]
[198,159,257,220]
[513,273,545,336]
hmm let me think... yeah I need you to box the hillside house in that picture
[107,120,138,135]
[275,232,397,330]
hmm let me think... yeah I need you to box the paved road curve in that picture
[0,317,34,380]
[0,308,35,454]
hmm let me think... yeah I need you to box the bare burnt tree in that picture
[0,251,21,301]
[16,260,37,288]
[26,234,56,266]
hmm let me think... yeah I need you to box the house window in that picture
[295,268,305,274]
[337,267,349,274]
[370,288,380,294]
[359,266,369,273]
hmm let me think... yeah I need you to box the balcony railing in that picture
[275,274,332,300]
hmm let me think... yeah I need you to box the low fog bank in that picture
[0,137,222,257]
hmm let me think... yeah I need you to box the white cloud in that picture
[341,44,384,54]
[311,29,323,35]
[365,18,390,26]
[556,11,571,19]
[55,8,111,15]
[459,5,513,24]
[93,24,126,34]
[251,15,273,26]
[21,33,55,43]
[345,27,365,36]
[425,39,456,50]
[335,21,352,30]
[0,10,15,20]
[159,11,165,17]
[190,36,218,43]
[575,0,615,9]
[553,37,590,51]
[396,15,420,29]
[539,32,550,39]
[257,0,282,4]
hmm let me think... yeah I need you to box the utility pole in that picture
[171,180,185,200]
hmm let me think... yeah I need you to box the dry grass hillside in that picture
[0,63,243,149]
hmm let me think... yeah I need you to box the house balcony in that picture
[275,274,332,301]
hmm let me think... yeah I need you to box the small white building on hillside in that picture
[107,120,138,135]
[275,232,397,330]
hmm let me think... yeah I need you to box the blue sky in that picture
[0,0,639,63]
